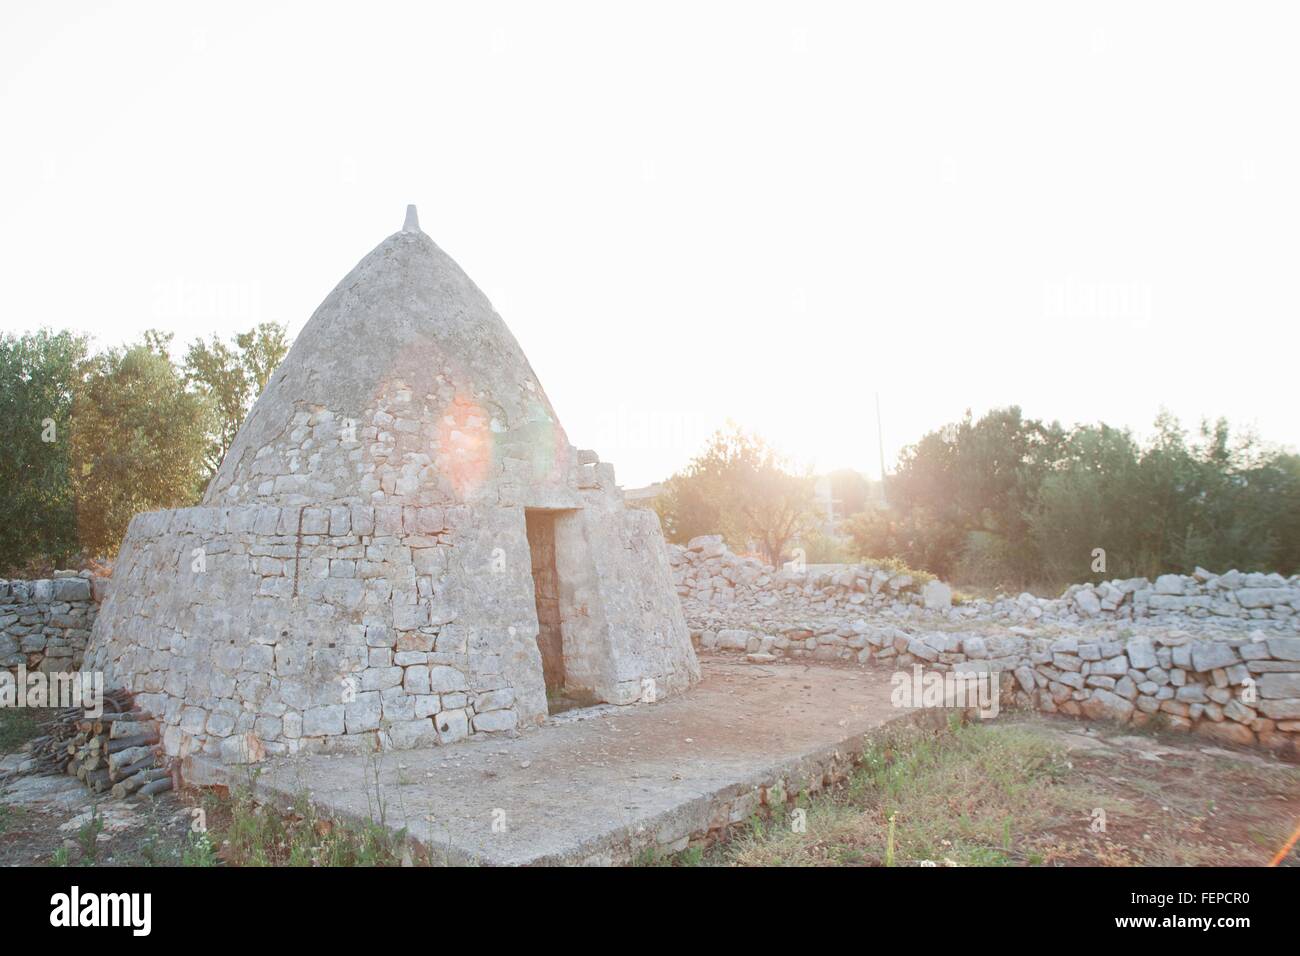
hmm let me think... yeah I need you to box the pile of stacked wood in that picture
[19,689,174,799]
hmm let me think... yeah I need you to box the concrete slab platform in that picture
[191,657,910,864]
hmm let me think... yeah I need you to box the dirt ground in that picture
[0,773,194,866]
[1011,717,1300,866]
[695,710,1300,867]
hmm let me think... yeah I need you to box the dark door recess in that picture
[525,510,565,696]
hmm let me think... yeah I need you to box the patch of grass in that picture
[214,785,412,866]
[180,830,219,867]
[884,811,896,866]
[0,708,42,753]
[631,846,660,866]
[856,557,937,587]
[75,807,105,864]
[634,842,705,867]
[704,719,1109,867]
[0,804,24,837]
[1137,832,1226,867]
[127,818,191,867]
[676,844,704,866]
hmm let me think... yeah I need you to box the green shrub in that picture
[856,556,936,587]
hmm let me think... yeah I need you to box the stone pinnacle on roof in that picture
[403,204,420,232]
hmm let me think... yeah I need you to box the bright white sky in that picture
[2,2,1297,487]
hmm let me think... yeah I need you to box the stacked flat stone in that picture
[0,573,105,678]
[1063,568,1300,622]
[1022,632,1298,748]
[670,539,1300,630]
[671,535,946,615]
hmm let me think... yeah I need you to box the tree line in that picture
[852,407,1300,589]
[0,324,288,574]
[654,425,819,567]
[656,409,1300,592]
[6,332,1297,596]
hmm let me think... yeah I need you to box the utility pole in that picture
[875,391,887,508]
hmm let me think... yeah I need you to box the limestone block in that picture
[345,692,382,732]
[1257,699,1300,720]
[302,704,345,737]
[1259,673,1300,699]
[922,580,952,610]
[435,708,469,744]
[1268,637,1300,661]
[1082,689,1135,722]
[388,719,437,749]
[1125,637,1157,670]
[472,709,517,733]
[475,688,515,712]
[402,665,430,694]
[1190,642,1239,672]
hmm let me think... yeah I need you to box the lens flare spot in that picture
[437,395,493,497]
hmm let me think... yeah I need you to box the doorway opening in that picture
[525,509,593,714]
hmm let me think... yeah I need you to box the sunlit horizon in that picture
[3,2,1297,487]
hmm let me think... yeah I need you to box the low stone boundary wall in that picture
[0,573,107,679]
[673,535,1298,755]
[671,535,948,615]
[693,627,1300,757]
[670,536,1300,626]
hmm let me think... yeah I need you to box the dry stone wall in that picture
[672,535,1300,628]
[671,536,1300,757]
[87,487,696,765]
[88,503,532,764]
[1,573,105,678]
[671,534,944,616]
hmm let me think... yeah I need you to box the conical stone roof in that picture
[205,205,569,508]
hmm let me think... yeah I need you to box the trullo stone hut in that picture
[84,206,699,762]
